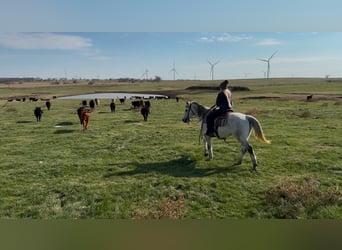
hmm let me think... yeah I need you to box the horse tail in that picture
[247,115,271,144]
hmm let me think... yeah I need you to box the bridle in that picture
[183,102,195,123]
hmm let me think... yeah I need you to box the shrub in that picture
[265,177,342,219]
[133,193,186,219]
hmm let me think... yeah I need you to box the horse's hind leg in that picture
[247,143,258,171]
[236,145,247,166]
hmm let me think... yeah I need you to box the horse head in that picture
[182,101,196,123]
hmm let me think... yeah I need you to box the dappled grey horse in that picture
[182,101,270,171]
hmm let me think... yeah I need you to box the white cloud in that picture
[256,39,282,46]
[199,33,252,43]
[0,33,92,50]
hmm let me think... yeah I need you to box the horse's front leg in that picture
[202,123,209,157]
[203,137,209,157]
[205,136,213,160]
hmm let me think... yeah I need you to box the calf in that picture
[77,106,91,130]
[34,107,43,122]
[89,99,95,109]
[110,102,116,112]
[46,101,51,111]
[77,107,85,124]
[140,106,150,121]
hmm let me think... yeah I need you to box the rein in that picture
[188,102,213,144]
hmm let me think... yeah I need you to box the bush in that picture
[133,193,186,219]
[265,177,342,219]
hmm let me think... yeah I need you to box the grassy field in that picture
[0,78,341,218]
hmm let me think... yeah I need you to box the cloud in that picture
[199,33,252,43]
[256,39,282,46]
[0,33,92,50]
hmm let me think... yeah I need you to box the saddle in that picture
[213,111,233,137]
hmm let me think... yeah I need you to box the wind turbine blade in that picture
[269,50,278,60]
[257,59,268,62]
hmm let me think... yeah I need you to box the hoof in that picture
[204,153,209,157]
[253,164,258,172]
[235,160,242,166]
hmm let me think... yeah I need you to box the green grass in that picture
[0,78,341,218]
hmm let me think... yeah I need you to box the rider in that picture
[206,80,233,137]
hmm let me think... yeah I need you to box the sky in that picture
[0,0,342,80]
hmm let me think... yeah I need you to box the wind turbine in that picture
[142,69,149,80]
[169,61,177,80]
[258,51,277,79]
[207,60,219,80]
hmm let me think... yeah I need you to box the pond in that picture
[58,92,169,100]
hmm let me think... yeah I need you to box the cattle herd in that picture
[5,95,172,130]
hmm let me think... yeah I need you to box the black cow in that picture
[144,101,151,108]
[307,95,313,101]
[141,106,150,121]
[89,100,95,109]
[34,107,43,122]
[46,101,51,111]
[77,106,85,124]
[110,102,116,112]
[131,101,140,109]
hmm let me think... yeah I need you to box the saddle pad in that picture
[214,116,227,131]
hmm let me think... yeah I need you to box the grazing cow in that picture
[144,100,151,108]
[119,98,125,104]
[34,107,43,122]
[82,100,87,106]
[131,101,140,109]
[110,101,116,112]
[141,106,150,121]
[307,95,313,101]
[77,106,91,130]
[89,100,95,109]
[46,101,51,111]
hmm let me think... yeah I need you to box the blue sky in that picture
[0,32,342,80]
[0,1,342,80]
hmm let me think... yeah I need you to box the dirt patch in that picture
[240,96,280,100]
[185,86,250,91]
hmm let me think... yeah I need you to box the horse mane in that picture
[191,101,210,121]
